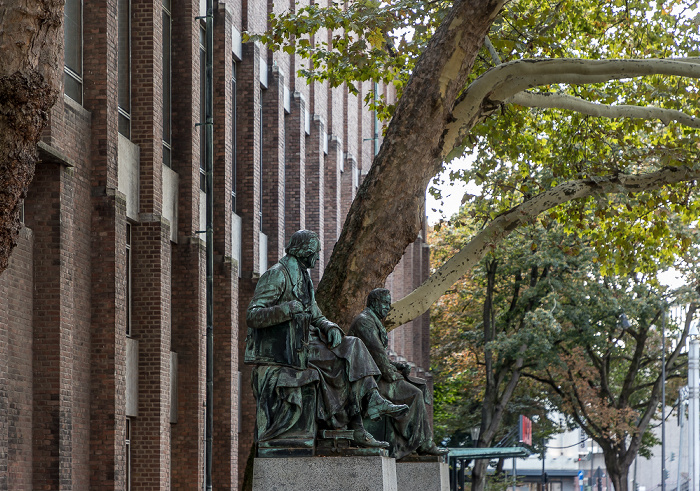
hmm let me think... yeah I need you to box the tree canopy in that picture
[251,0,700,330]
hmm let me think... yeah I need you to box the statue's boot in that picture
[348,415,389,448]
[417,441,449,456]
[365,389,409,421]
[352,428,390,448]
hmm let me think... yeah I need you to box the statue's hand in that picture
[383,367,404,382]
[395,362,411,376]
[327,326,343,349]
[285,300,305,315]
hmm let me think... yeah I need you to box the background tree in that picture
[254,0,700,329]
[528,278,697,491]
[430,204,699,490]
[431,212,594,490]
[0,0,63,275]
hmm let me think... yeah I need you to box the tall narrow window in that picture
[126,223,132,337]
[231,61,237,212]
[258,96,263,228]
[162,0,172,167]
[199,27,206,191]
[118,0,131,138]
[125,418,132,491]
[64,0,83,104]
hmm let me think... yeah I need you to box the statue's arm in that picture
[310,301,341,337]
[246,268,297,328]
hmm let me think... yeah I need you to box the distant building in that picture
[0,0,430,489]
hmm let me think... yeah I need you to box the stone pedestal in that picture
[252,456,398,491]
[396,459,449,491]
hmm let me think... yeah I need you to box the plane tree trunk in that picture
[0,0,63,276]
[316,0,506,327]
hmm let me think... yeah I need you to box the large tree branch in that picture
[509,91,700,128]
[443,58,700,159]
[317,0,507,328]
[385,164,700,329]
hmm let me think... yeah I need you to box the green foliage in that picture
[430,207,699,477]
[246,0,449,115]
[430,211,587,447]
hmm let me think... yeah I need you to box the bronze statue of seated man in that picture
[348,288,448,459]
[245,230,408,454]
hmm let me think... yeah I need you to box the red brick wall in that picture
[0,2,431,490]
[0,228,33,491]
[171,240,206,489]
[235,42,262,276]
[261,68,287,264]
[130,221,172,490]
[284,92,307,237]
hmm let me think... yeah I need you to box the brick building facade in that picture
[0,0,431,489]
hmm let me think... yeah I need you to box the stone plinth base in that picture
[252,456,398,491]
[396,460,449,491]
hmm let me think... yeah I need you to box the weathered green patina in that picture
[349,288,448,459]
[245,230,409,456]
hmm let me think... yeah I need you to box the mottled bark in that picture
[0,0,63,276]
[316,0,507,327]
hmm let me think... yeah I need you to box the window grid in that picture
[125,418,131,491]
[231,61,237,213]
[64,0,83,104]
[118,0,132,138]
[126,223,132,337]
[162,2,172,167]
[199,27,206,191]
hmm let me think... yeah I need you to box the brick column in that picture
[305,116,325,284]
[88,189,128,491]
[171,240,206,489]
[340,155,357,221]
[212,5,240,488]
[170,0,206,486]
[285,92,307,238]
[132,0,164,217]
[236,42,263,276]
[26,165,78,489]
[0,227,34,490]
[261,67,286,264]
[82,0,128,483]
[237,278,258,490]
[130,221,172,490]
[324,136,342,258]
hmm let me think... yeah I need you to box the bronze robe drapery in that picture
[348,308,434,459]
[246,255,380,441]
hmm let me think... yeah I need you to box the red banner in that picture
[519,415,532,445]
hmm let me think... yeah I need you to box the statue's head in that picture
[285,230,321,269]
[367,288,392,320]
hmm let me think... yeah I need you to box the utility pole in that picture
[661,310,667,491]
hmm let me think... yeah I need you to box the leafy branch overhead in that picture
[250,0,700,331]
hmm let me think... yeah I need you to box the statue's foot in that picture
[365,391,409,421]
[417,442,449,456]
[352,428,389,448]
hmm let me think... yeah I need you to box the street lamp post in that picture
[689,322,699,491]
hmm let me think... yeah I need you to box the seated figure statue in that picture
[348,288,448,459]
[245,230,408,453]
